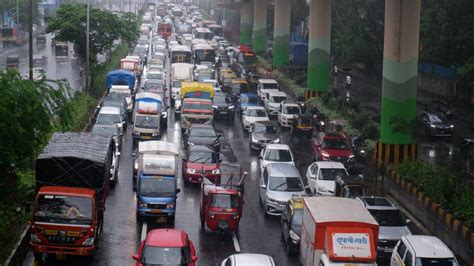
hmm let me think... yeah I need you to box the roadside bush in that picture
[396,160,474,229]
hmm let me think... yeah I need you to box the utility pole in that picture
[85,0,90,92]
[28,0,33,80]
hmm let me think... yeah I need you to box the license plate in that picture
[67,231,80,237]
[150,209,162,214]
[45,230,58,236]
[142,136,152,140]
[220,111,227,114]
[156,216,167,223]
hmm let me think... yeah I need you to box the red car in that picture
[311,132,355,166]
[183,145,221,185]
[132,229,198,266]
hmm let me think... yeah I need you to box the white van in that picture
[391,235,459,266]
[257,79,279,102]
[170,63,194,102]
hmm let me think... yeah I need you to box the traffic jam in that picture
[28,2,460,266]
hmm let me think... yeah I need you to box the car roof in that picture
[358,196,398,210]
[258,79,278,84]
[268,91,287,97]
[146,229,187,248]
[282,102,298,107]
[322,132,347,139]
[190,124,214,129]
[266,143,290,150]
[314,161,346,169]
[231,253,275,265]
[189,145,214,153]
[403,235,454,258]
[253,121,275,126]
[99,106,120,114]
[246,106,265,110]
[266,163,299,177]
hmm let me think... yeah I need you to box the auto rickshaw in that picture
[220,73,237,91]
[36,34,47,48]
[290,114,314,141]
[229,79,250,101]
[6,55,19,69]
[334,175,367,198]
[218,68,233,82]
[200,163,247,232]
[247,72,260,90]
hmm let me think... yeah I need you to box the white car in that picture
[259,144,295,176]
[242,106,269,131]
[277,101,301,127]
[221,253,276,266]
[264,91,287,116]
[306,161,348,196]
[202,79,221,93]
[257,79,279,102]
[96,106,124,134]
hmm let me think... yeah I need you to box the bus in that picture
[170,45,193,64]
[193,27,213,41]
[193,43,216,66]
[157,23,173,40]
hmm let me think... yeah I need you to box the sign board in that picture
[328,232,373,260]
[137,100,159,114]
[141,154,176,176]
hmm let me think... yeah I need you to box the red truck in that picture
[30,132,114,259]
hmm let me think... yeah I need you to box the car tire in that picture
[286,241,294,256]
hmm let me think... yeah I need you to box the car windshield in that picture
[183,103,213,111]
[291,209,303,235]
[368,209,407,226]
[247,109,267,117]
[91,126,119,136]
[147,72,163,80]
[320,168,348,181]
[322,138,351,149]
[243,96,259,104]
[144,83,164,91]
[172,80,181,88]
[190,127,216,137]
[254,124,277,134]
[427,113,446,123]
[415,258,458,266]
[269,177,303,192]
[35,195,92,225]
[97,113,121,124]
[135,115,159,128]
[265,149,292,162]
[270,96,287,103]
[285,106,300,115]
[263,83,278,89]
[139,178,175,198]
[103,101,125,112]
[342,186,365,198]
[214,95,231,104]
[141,246,191,265]
[189,151,217,163]
[210,193,239,208]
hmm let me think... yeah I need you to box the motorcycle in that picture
[296,96,306,114]
[352,134,367,165]
[311,109,326,132]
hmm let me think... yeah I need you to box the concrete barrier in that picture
[3,225,30,266]
[380,162,474,264]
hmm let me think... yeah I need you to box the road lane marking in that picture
[141,221,148,242]
[231,231,240,253]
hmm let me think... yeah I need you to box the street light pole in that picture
[85,0,90,92]
[28,0,33,80]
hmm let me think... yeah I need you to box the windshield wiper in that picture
[271,182,287,191]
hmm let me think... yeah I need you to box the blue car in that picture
[238,93,261,117]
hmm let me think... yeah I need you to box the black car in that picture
[212,92,235,120]
[249,121,281,151]
[418,111,454,137]
[183,124,222,153]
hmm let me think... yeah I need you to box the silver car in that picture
[358,196,412,258]
[259,163,306,218]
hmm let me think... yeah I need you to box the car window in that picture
[224,258,232,266]
[404,250,413,266]
[368,209,407,226]
[397,241,407,260]
[310,164,319,176]
[269,177,303,192]
[320,168,348,181]
[263,168,269,186]
[265,149,292,162]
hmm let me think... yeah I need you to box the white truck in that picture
[170,63,194,106]
[300,197,379,266]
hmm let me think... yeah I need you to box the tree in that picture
[0,71,72,178]
[46,5,139,66]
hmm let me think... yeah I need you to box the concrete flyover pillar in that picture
[378,0,421,164]
[252,0,268,54]
[306,0,331,99]
[273,0,291,67]
[240,0,254,45]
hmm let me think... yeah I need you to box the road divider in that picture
[141,222,148,242]
[231,231,240,253]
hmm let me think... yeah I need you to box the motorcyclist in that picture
[345,75,352,88]
[296,96,306,114]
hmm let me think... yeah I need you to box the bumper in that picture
[136,208,176,218]
[31,243,95,256]
[214,109,235,117]
[250,141,266,150]
[265,201,285,215]
[184,173,220,184]
[132,134,160,141]
[429,128,454,136]
[279,119,293,127]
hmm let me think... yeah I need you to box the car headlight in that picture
[228,105,234,109]
[349,154,355,159]
[212,169,220,175]
[138,200,147,208]
[430,124,436,128]
[152,132,159,137]
[31,233,41,243]
[212,105,218,109]
[289,230,300,241]
[134,162,138,170]
[82,237,95,246]
[272,137,281,143]
[321,151,330,158]
[450,125,454,128]
[251,136,259,143]
[187,168,196,174]
[267,197,277,203]
[166,202,176,209]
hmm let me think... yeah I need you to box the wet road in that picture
[1,34,83,90]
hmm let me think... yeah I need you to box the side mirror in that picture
[176,188,181,194]
[260,184,266,189]
[132,152,137,158]
[191,256,198,263]
[132,254,139,261]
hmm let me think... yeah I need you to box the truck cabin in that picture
[137,155,178,199]
[6,55,20,69]
[157,23,173,40]
[55,42,69,60]
[335,175,366,198]
[193,44,216,66]
[208,25,223,37]
[36,34,47,46]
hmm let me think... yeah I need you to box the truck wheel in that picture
[286,242,293,256]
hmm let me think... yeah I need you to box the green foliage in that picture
[46,5,138,66]
[396,160,474,229]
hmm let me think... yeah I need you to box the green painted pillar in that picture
[378,0,421,163]
[306,0,331,98]
[240,0,253,45]
[273,0,290,67]
[252,0,267,54]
